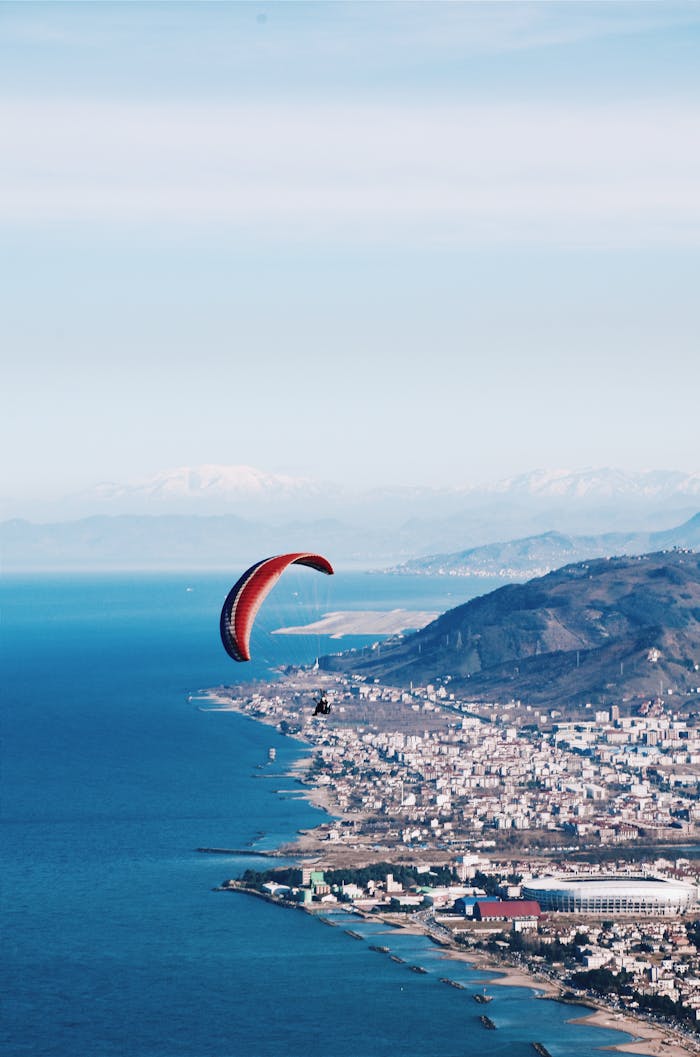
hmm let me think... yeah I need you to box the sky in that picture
[1,1,699,511]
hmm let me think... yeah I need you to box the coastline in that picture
[362,913,698,1057]
[569,1008,697,1057]
[205,689,699,1056]
[222,885,698,1057]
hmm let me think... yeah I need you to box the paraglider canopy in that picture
[220,552,334,662]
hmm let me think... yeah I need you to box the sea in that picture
[2,570,649,1057]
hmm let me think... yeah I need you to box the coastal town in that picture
[205,664,700,1054]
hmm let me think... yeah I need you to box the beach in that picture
[571,1007,698,1057]
[362,913,699,1057]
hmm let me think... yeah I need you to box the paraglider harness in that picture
[313,693,331,716]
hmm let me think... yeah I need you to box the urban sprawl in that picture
[209,666,700,1045]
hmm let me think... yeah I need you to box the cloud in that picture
[1,99,698,246]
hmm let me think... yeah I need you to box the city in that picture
[209,666,700,1048]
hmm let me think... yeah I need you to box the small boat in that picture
[268,747,276,761]
[369,945,390,954]
[479,1015,496,1030]
[409,965,428,974]
[531,1044,552,1057]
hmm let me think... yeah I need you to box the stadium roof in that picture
[475,900,541,919]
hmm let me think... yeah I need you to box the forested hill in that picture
[323,550,700,710]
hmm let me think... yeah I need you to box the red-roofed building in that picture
[474,900,541,921]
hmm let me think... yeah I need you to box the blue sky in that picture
[2,2,699,509]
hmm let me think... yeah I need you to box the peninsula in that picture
[273,609,438,638]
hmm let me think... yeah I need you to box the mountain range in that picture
[3,466,699,569]
[69,464,700,510]
[322,550,700,711]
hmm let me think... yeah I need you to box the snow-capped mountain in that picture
[473,468,700,501]
[58,464,700,514]
[84,464,330,507]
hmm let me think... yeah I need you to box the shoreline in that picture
[223,889,698,1057]
[205,689,699,1056]
[350,911,699,1057]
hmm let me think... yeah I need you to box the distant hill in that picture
[0,514,373,570]
[323,550,700,710]
[390,513,700,579]
[4,468,699,570]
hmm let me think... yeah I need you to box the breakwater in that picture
[197,846,278,857]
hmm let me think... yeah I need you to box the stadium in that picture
[522,876,697,916]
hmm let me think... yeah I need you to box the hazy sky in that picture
[2,1,699,507]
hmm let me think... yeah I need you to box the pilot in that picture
[313,692,330,716]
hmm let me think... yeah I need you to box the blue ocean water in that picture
[2,572,644,1056]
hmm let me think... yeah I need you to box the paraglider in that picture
[312,692,331,716]
[220,552,334,662]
